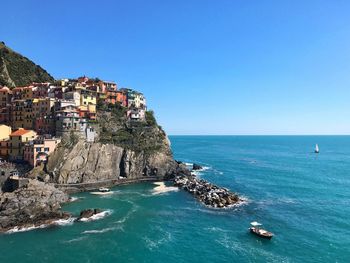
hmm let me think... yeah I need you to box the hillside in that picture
[0,42,54,87]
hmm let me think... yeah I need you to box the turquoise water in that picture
[1,136,350,262]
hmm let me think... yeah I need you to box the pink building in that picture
[23,137,60,167]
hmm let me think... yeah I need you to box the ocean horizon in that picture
[1,135,349,262]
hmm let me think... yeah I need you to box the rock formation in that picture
[76,208,103,221]
[0,179,69,232]
[192,163,203,170]
[174,175,242,208]
[44,107,182,191]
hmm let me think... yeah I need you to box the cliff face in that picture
[45,106,179,188]
[0,42,54,87]
[47,140,177,185]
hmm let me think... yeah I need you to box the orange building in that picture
[105,89,127,107]
[116,90,127,107]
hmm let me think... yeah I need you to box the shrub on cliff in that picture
[145,110,158,127]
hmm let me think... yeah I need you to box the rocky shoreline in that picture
[174,174,243,208]
[0,161,242,233]
[0,179,70,233]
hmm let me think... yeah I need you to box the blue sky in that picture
[1,0,350,135]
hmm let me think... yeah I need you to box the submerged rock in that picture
[192,163,203,170]
[174,175,242,208]
[77,209,103,221]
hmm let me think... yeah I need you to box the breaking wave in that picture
[78,210,113,222]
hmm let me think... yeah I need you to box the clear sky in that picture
[1,0,350,135]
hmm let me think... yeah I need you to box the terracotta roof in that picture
[10,129,32,136]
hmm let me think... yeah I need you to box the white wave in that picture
[69,197,80,202]
[143,232,172,251]
[54,217,76,226]
[114,204,139,225]
[82,226,120,234]
[191,166,211,177]
[6,224,48,234]
[78,210,113,222]
[151,182,179,195]
[63,236,87,243]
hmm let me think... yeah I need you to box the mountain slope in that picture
[0,42,54,87]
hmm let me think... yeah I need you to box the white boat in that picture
[90,187,112,195]
[249,221,273,239]
[315,144,319,153]
[99,187,110,192]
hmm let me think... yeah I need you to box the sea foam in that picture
[78,210,113,222]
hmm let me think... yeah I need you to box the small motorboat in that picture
[99,187,110,192]
[249,222,273,239]
[90,187,113,195]
[315,144,319,153]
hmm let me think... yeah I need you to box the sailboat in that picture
[315,144,319,153]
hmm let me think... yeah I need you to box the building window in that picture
[36,147,41,152]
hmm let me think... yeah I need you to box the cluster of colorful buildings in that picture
[0,77,147,166]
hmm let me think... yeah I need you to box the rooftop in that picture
[10,128,32,136]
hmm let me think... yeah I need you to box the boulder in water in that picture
[77,208,103,221]
[192,163,203,170]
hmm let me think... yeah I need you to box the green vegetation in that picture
[145,110,157,126]
[97,99,126,118]
[0,42,54,87]
[98,106,166,155]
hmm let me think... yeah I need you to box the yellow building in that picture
[0,125,11,158]
[0,125,12,141]
[9,128,37,161]
[33,98,55,118]
[80,89,97,106]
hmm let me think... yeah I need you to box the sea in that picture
[1,136,349,263]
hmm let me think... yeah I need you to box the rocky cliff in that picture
[44,104,181,189]
[0,179,69,231]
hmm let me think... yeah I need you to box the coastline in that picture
[55,176,164,194]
